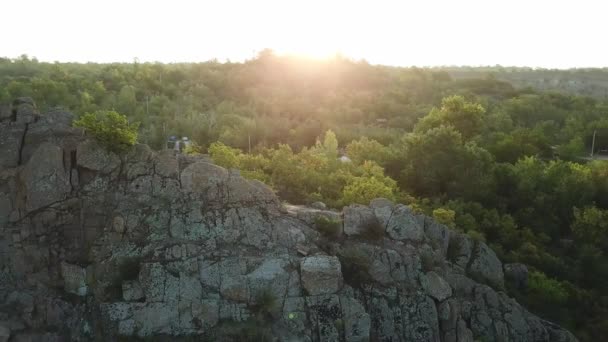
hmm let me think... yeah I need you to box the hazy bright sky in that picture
[2,0,607,68]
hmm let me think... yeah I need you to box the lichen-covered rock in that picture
[0,124,26,169]
[467,242,504,289]
[369,248,409,285]
[448,232,473,270]
[421,271,453,302]
[19,143,71,213]
[122,281,144,301]
[306,294,341,341]
[401,294,441,342]
[76,140,120,174]
[300,256,343,295]
[386,204,425,242]
[343,204,378,237]
[369,197,394,228]
[340,295,371,342]
[60,262,88,296]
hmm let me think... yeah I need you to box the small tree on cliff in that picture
[74,110,139,153]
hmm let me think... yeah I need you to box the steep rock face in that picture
[0,102,577,341]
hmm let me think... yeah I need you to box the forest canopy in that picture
[2,53,608,340]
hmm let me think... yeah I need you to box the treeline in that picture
[2,53,608,339]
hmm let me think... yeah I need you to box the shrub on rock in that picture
[73,110,139,153]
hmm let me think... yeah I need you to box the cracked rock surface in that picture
[0,100,577,341]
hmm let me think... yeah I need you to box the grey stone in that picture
[425,218,450,256]
[369,249,407,285]
[369,197,394,228]
[60,262,87,296]
[76,140,120,173]
[386,204,424,242]
[401,294,441,342]
[467,242,504,289]
[306,295,341,342]
[340,295,371,342]
[504,263,529,289]
[421,271,453,302]
[300,255,343,295]
[20,143,71,213]
[0,124,26,169]
[13,98,37,124]
[247,257,290,301]
[154,149,179,178]
[448,232,472,270]
[122,281,144,301]
[343,204,379,237]
[310,201,327,210]
[133,302,179,336]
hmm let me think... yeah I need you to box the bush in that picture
[338,247,372,287]
[527,271,569,304]
[314,216,342,240]
[432,208,456,228]
[73,110,139,153]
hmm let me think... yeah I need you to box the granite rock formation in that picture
[0,100,577,341]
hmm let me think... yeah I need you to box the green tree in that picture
[73,110,139,153]
[415,95,485,140]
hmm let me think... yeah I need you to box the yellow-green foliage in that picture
[209,133,398,208]
[432,208,456,228]
[73,110,139,153]
[528,271,569,304]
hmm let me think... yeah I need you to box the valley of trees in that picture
[2,53,608,340]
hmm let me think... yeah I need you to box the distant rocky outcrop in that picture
[0,99,577,341]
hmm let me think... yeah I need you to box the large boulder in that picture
[0,124,26,169]
[13,97,37,124]
[467,242,504,289]
[343,204,379,237]
[19,143,71,213]
[300,255,343,295]
[421,271,453,302]
[76,140,120,174]
[385,204,425,242]
[369,197,394,228]
[340,295,371,342]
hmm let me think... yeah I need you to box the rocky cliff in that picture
[0,100,577,341]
